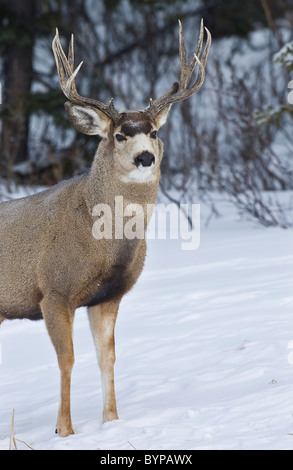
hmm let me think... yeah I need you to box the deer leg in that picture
[40,294,75,437]
[88,299,120,423]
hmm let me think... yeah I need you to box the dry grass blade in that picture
[8,409,35,450]
[15,438,35,451]
[128,440,137,450]
[9,409,17,450]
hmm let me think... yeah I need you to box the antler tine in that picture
[52,29,66,92]
[178,19,204,88]
[53,28,84,100]
[66,34,78,95]
[187,19,204,81]
[195,19,205,59]
[147,20,211,118]
[52,29,120,122]
[178,20,188,76]
[188,24,211,95]
[54,30,72,78]
[68,34,75,72]
[201,26,212,68]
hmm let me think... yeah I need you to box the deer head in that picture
[52,20,211,183]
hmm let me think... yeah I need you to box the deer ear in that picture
[64,102,111,137]
[155,105,171,129]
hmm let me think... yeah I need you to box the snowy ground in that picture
[0,194,293,450]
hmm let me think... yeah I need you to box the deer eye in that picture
[151,131,157,139]
[116,134,126,142]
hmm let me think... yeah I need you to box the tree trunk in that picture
[0,0,35,177]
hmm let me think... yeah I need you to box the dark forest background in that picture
[1,0,293,227]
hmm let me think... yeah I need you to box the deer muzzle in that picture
[134,152,155,168]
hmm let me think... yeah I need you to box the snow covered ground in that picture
[0,194,293,450]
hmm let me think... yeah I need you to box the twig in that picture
[128,440,137,450]
[15,438,35,451]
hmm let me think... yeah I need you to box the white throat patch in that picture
[119,165,156,183]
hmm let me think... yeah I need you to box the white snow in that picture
[0,196,293,450]
[273,40,293,68]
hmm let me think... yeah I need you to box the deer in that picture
[0,20,211,437]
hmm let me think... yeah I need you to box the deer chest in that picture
[81,240,145,307]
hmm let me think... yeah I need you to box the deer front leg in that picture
[88,300,120,423]
[40,295,75,437]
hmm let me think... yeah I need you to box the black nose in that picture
[134,152,155,168]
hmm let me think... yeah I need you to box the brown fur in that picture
[0,21,210,436]
[0,111,166,437]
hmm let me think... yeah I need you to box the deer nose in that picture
[134,152,155,168]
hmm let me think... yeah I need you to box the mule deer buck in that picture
[0,20,211,436]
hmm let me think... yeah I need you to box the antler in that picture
[147,19,211,118]
[52,28,120,123]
